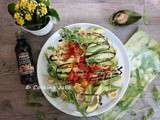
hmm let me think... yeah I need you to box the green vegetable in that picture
[47,91,59,98]
[87,52,115,63]
[99,59,118,68]
[61,28,83,46]
[100,75,121,86]
[85,85,94,102]
[57,67,72,73]
[67,89,87,117]
[48,62,57,78]
[109,10,141,26]
[85,44,110,56]
[57,73,68,80]
[86,58,97,63]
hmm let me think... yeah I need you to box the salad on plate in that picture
[45,27,123,116]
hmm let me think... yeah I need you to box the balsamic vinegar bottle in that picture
[15,31,36,85]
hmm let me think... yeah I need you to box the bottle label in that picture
[18,52,34,75]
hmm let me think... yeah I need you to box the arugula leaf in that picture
[67,89,87,117]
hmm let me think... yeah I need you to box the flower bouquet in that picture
[8,0,60,36]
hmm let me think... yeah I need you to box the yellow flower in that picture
[17,17,24,26]
[14,12,20,20]
[19,0,27,8]
[40,6,47,16]
[15,2,20,10]
[25,13,32,21]
[27,1,37,12]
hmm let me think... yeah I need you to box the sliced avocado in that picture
[86,84,104,113]
[86,95,100,113]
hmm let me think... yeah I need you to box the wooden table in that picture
[0,0,160,120]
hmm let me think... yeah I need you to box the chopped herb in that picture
[87,58,97,63]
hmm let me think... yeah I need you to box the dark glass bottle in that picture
[15,31,36,85]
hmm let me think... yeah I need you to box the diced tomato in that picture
[90,65,102,71]
[79,56,86,62]
[67,42,84,57]
[88,73,99,78]
[74,43,79,49]
[79,72,89,79]
[78,63,89,72]
[68,70,78,82]
[94,66,102,70]
[89,80,97,85]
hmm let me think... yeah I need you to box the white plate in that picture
[37,23,130,117]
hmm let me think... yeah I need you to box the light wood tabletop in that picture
[0,0,160,120]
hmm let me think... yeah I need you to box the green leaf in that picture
[36,0,50,6]
[44,0,50,6]
[8,3,16,16]
[48,8,60,21]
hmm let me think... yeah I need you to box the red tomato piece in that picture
[79,72,89,79]
[88,73,99,78]
[78,63,89,72]
[68,70,78,82]
[79,56,86,62]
